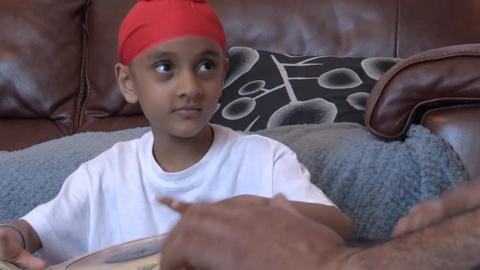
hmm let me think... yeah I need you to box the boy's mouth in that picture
[172,106,202,117]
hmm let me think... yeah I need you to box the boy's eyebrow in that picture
[147,51,176,61]
[199,49,222,58]
[146,48,222,62]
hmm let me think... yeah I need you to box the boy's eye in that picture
[198,61,215,72]
[154,63,172,73]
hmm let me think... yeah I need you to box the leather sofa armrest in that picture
[421,105,480,180]
[365,43,480,139]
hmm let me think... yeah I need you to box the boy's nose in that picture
[177,70,202,99]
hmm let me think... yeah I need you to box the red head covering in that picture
[117,0,226,65]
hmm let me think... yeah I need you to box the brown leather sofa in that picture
[1,0,479,179]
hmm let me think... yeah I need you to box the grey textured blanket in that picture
[257,123,467,239]
[0,123,467,240]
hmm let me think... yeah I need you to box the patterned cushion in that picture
[210,47,402,131]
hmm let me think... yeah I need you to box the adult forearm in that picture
[344,208,480,270]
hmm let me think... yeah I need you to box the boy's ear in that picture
[222,57,230,81]
[115,63,139,104]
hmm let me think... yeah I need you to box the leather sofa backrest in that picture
[80,0,480,134]
[397,0,480,58]
[0,0,88,150]
[2,0,480,150]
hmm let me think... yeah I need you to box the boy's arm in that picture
[289,201,354,240]
[269,146,354,239]
[8,220,42,252]
[0,220,45,269]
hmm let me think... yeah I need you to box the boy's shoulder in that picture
[80,131,152,169]
[213,124,289,152]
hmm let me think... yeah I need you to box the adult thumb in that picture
[270,193,303,218]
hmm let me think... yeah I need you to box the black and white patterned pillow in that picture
[210,47,402,131]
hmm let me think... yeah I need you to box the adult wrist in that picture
[0,224,26,250]
[333,247,373,270]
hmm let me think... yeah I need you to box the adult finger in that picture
[391,200,444,237]
[441,179,480,216]
[157,196,191,214]
[269,193,302,217]
[391,216,408,237]
[161,203,238,270]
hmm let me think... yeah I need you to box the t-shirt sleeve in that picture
[272,145,335,207]
[21,165,92,264]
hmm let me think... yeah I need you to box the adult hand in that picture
[157,194,269,214]
[392,179,480,237]
[160,194,355,270]
[0,226,46,270]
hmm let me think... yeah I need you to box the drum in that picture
[1,234,165,270]
[0,261,20,270]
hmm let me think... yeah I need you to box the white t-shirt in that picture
[23,124,334,264]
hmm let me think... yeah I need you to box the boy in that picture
[0,0,352,269]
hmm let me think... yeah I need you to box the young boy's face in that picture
[115,36,228,139]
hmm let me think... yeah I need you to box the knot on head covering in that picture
[118,0,226,65]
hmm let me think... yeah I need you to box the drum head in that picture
[50,234,166,270]
[0,261,21,270]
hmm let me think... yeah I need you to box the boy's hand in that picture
[0,226,46,270]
